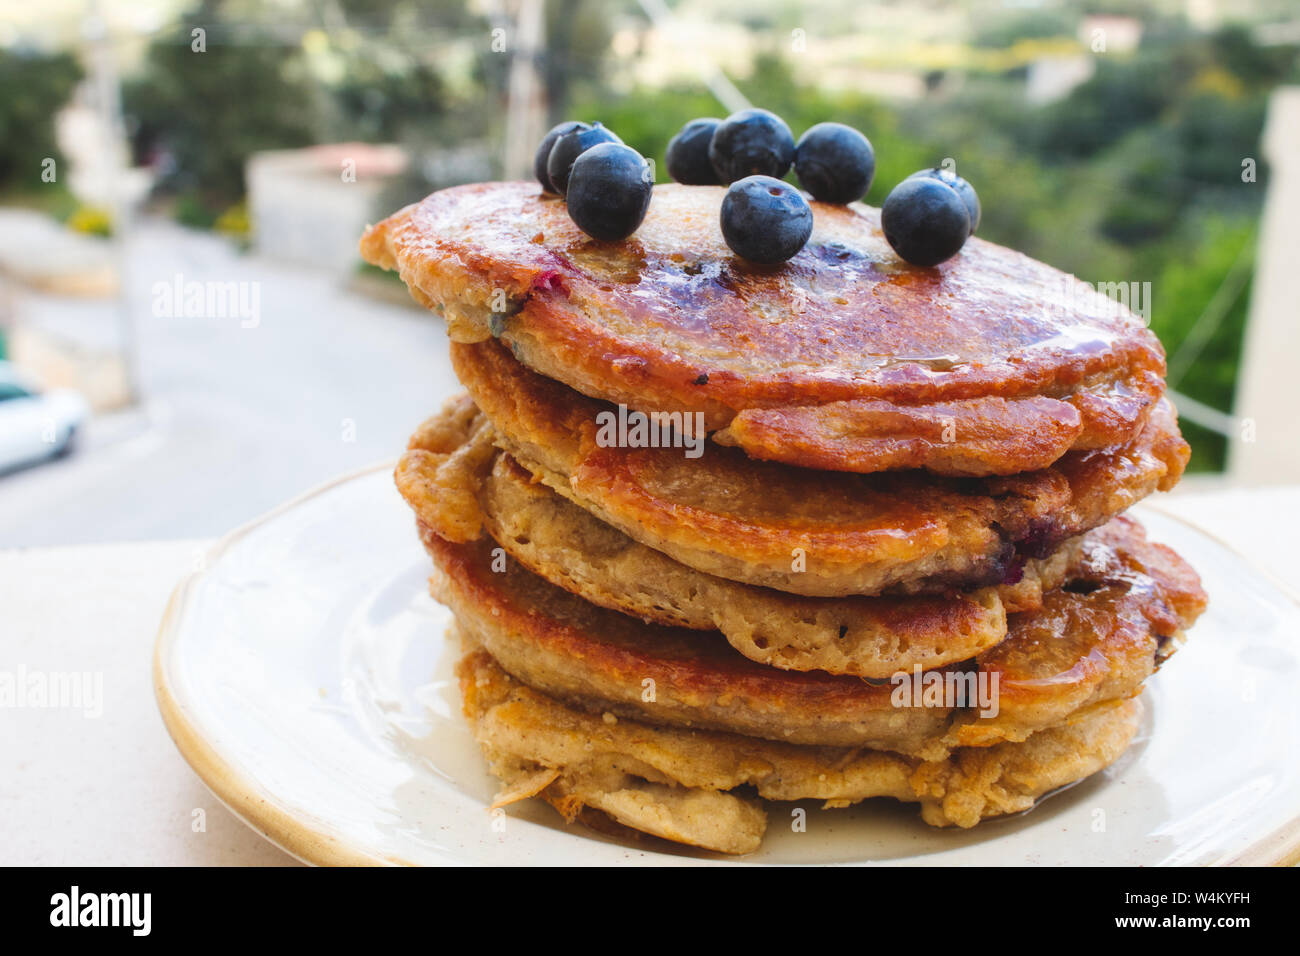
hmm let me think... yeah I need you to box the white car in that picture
[0,362,89,474]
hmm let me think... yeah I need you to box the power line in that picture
[1166,235,1255,387]
[634,0,751,114]
[1169,388,1239,438]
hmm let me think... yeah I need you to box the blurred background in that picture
[0,0,1297,546]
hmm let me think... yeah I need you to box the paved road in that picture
[0,219,457,546]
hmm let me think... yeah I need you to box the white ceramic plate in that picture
[154,463,1300,865]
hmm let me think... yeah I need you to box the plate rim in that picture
[153,460,404,866]
[153,465,1300,867]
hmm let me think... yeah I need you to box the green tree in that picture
[122,0,317,217]
[541,0,617,123]
[0,48,82,193]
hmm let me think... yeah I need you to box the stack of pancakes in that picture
[361,182,1206,855]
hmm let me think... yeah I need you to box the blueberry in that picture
[719,175,813,264]
[534,121,585,192]
[881,177,971,267]
[794,122,875,204]
[546,122,622,197]
[666,118,723,185]
[905,167,980,234]
[708,108,795,184]
[566,143,654,241]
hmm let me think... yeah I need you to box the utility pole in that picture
[85,0,141,407]
[503,0,548,181]
[1229,86,1300,484]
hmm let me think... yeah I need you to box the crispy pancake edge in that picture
[459,642,1144,853]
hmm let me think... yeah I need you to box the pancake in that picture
[451,338,1189,597]
[422,514,1203,757]
[396,395,1088,677]
[459,642,1144,854]
[429,528,948,757]
[360,181,1168,477]
[942,515,1205,748]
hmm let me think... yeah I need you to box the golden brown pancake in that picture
[422,514,1203,758]
[360,181,1168,476]
[942,515,1206,748]
[459,642,1144,854]
[396,395,1087,678]
[451,338,1189,597]
[431,527,948,757]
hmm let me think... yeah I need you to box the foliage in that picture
[0,48,82,193]
[1150,219,1255,472]
[539,0,616,123]
[325,53,446,143]
[122,0,317,216]
[971,9,1077,49]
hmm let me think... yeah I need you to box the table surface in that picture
[3,483,1297,866]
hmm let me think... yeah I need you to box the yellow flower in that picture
[215,202,251,239]
[66,205,112,237]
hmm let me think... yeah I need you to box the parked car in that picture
[0,361,89,474]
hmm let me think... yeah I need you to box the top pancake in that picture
[360,181,1168,476]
